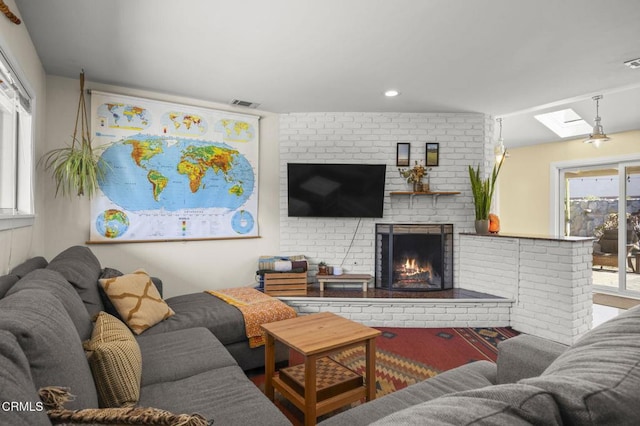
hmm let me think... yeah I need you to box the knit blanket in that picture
[206,287,296,348]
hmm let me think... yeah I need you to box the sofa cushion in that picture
[0,330,51,426]
[319,360,497,426]
[496,334,567,384]
[143,292,247,345]
[99,270,174,335]
[10,256,48,278]
[369,383,561,426]
[46,246,104,318]
[6,269,93,341]
[0,273,19,298]
[139,365,289,425]
[98,267,164,322]
[84,312,142,408]
[523,304,640,425]
[136,327,237,387]
[0,290,99,410]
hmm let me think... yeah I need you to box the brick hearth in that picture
[280,287,512,328]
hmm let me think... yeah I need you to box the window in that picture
[0,50,34,231]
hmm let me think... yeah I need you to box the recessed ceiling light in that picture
[384,90,400,97]
[534,108,592,138]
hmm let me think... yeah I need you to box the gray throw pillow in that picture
[47,246,104,317]
[523,305,640,425]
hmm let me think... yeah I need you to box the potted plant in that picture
[468,153,505,234]
[41,71,108,198]
[317,261,328,275]
[399,161,431,192]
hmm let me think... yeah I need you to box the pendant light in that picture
[584,95,610,148]
[494,118,507,162]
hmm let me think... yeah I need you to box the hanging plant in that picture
[41,71,108,198]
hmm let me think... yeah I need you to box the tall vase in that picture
[475,219,490,235]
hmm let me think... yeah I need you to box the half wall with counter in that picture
[460,233,593,345]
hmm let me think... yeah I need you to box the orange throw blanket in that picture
[206,287,297,348]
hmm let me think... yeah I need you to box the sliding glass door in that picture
[559,161,640,295]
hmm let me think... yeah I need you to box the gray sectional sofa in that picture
[0,245,290,425]
[322,303,640,425]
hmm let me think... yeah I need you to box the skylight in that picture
[534,108,592,138]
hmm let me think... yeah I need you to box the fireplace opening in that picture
[375,224,453,291]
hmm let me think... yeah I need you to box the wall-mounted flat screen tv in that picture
[287,163,386,218]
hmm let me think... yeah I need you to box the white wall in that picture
[43,76,281,297]
[279,112,494,283]
[0,0,47,274]
[498,130,640,235]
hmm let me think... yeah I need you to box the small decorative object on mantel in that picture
[317,261,328,275]
[399,161,431,192]
[41,70,108,198]
[489,213,501,234]
[468,153,506,235]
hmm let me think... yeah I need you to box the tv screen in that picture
[287,163,386,218]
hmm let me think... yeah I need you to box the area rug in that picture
[593,292,640,310]
[248,326,518,424]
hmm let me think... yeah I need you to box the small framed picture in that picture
[426,143,439,166]
[396,143,410,167]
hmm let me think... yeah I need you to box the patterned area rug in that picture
[329,347,438,399]
[248,326,518,424]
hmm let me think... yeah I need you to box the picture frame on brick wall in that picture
[396,143,410,166]
[426,143,439,166]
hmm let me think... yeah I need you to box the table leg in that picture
[264,334,275,401]
[365,338,376,401]
[362,281,367,292]
[304,355,317,426]
[319,281,325,292]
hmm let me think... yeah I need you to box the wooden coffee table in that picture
[262,312,381,426]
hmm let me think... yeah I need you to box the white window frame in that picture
[0,48,35,231]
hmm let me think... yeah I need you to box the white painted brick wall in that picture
[279,112,492,283]
[460,234,593,345]
[281,297,511,328]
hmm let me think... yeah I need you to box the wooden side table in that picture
[262,312,381,426]
[317,273,372,292]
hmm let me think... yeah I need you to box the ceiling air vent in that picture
[230,99,260,109]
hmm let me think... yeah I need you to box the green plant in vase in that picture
[468,153,506,234]
[41,71,108,198]
[317,261,328,275]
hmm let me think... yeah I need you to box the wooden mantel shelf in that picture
[390,191,461,207]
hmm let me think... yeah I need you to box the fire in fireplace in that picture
[375,223,453,291]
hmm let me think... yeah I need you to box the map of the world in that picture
[89,91,259,242]
[99,135,254,212]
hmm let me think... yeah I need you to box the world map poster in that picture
[89,91,259,242]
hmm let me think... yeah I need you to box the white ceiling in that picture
[14,0,640,148]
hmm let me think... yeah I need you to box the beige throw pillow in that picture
[99,269,174,334]
[84,312,142,408]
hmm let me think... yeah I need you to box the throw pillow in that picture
[99,269,174,334]
[84,312,142,407]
